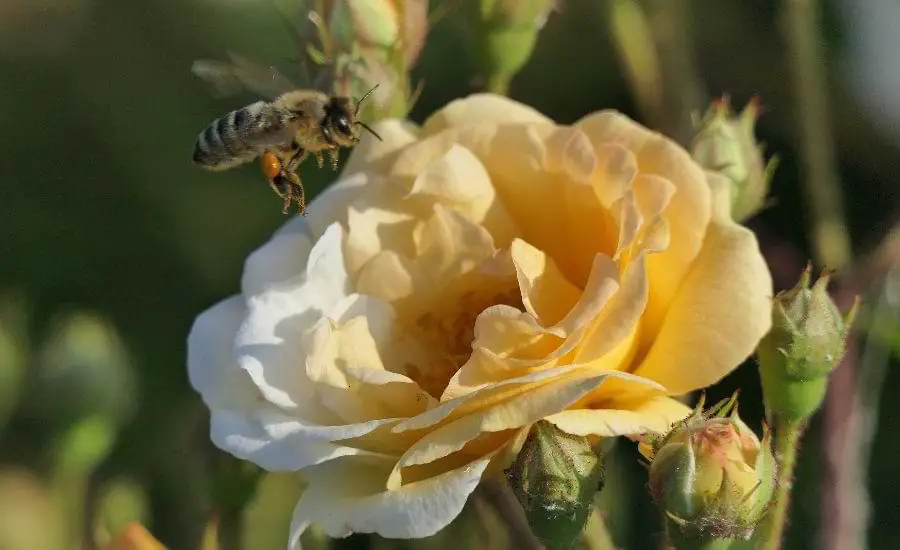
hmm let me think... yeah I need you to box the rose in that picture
[187,94,773,548]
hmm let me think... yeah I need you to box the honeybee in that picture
[191,54,382,216]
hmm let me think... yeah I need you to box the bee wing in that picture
[192,52,298,100]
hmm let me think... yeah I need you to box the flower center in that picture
[403,286,523,399]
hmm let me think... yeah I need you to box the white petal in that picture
[236,222,351,410]
[242,217,314,297]
[210,409,366,471]
[187,295,257,409]
[305,172,370,239]
[288,454,490,540]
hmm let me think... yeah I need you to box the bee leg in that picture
[292,175,307,217]
[314,151,325,169]
[272,169,306,217]
[286,149,308,172]
[269,174,294,215]
[327,148,339,171]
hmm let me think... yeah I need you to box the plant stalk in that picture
[760,420,804,550]
[782,0,851,270]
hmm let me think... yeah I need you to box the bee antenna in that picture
[354,84,380,116]
[358,122,383,142]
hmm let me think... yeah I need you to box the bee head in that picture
[321,85,382,147]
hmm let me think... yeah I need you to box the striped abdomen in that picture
[192,101,294,171]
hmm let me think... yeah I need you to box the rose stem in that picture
[760,419,803,550]
[780,0,876,549]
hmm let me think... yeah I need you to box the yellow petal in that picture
[632,220,773,394]
[636,137,712,344]
[510,238,582,326]
[543,396,691,437]
[342,118,420,177]
[346,205,417,274]
[390,371,616,481]
[421,94,552,136]
[389,134,518,246]
[414,205,496,280]
[575,110,656,153]
[574,252,648,364]
[576,110,714,345]
[542,126,597,182]
[355,250,417,302]
[559,144,629,284]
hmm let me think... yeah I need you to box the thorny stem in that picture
[760,420,804,550]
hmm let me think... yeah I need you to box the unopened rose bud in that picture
[463,0,558,95]
[691,97,778,222]
[307,1,427,119]
[508,420,604,550]
[757,267,860,424]
[343,0,428,66]
[643,394,776,548]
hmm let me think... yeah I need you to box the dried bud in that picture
[757,267,860,424]
[463,0,558,94]
[691,97,778,222]
[508,421,604,550]
[642,394,776,548]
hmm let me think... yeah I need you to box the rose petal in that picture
[543,396,692,436]
[633,221,773,393]
[210,409,375,472]
[236,223,350,411]
[394,370,626,470]
[343,119,420,177]
[636,137,712,343]
[421,94,552,136]
[287,454,490,542]
[242,218,314,297]
[510,238,582,326]
[187,295,257,409]
[305,172,371,240]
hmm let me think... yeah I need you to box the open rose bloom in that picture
[187,95,773,547]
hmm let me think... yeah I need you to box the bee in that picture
[191,54,382,216]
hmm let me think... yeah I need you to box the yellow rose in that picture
[187,94,772,548]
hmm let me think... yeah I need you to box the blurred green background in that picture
[2,0,899,549]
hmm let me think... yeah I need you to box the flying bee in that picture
[191,54,382,216]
